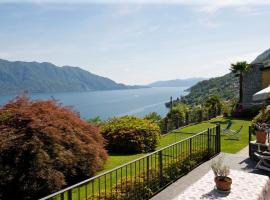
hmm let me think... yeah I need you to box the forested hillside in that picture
[0,59,144,94]
[180,73,239,105]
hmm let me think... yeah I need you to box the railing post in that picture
[249,126,252,158]
[218,124,221,153]
[207,128,211,156]
[146,156,150,188]
[60,193,64,200]
[68,189,72,200]
[215,124,221,154]
[158,151,163,187]
[189,138,192,160]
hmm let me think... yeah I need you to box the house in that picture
[242,51,270,108]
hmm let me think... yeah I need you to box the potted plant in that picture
[211,157,232,192]
[253,123,268,144]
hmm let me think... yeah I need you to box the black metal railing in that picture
[160,111,221,134]
[40,124,221,200]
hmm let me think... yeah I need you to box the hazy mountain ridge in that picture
[147,78,206,87]
[180,73,239,105]
[252,48,270,66]
[0,59,145,94]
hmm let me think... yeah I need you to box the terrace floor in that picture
[151,146,270,200]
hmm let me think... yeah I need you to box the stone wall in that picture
[242,63,263,107]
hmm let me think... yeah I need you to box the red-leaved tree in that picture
[0,94,108,200]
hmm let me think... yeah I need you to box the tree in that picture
[205,96,222,118]
[230,61,250,104]
[87,116,104,127]
[101,116,160,154]
[0,95,108,200]
[166,104,189,129]
[144,112,162,124]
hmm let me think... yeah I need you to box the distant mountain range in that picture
[147,78,206,87]
[0,59,146,95]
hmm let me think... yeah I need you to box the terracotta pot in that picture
[256,131,267,144]
[215,176,232,191]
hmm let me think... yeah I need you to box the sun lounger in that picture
[223,121,232,132]
[223,124,243,139]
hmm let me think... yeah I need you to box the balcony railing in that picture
[40,124,221,200]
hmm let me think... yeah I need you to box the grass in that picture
[53,117,252,200]
[101,117,252,174]
[100,131,193,174]
[173,117,252,153]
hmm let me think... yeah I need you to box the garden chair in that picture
[223,121,232,132]
[254,151,270,172]
[223,125,243,139]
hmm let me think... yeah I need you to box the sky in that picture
[0,0,270,85]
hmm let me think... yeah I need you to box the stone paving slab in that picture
[151,152,270,200]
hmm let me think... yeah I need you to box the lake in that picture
[0,87,187,120]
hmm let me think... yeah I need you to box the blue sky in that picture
[0,1,270,84]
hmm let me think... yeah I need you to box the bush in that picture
[0,95,108,200]
[98,149,210,200]
[87,116,104,127]
[166,104,189,129]
[101,116,160,154]
[232,105,261,119]
[252,107,270,124]
[204,95,222,118]
[144,112,162,124]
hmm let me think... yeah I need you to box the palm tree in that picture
[230,61,250,104]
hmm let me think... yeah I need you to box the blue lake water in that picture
[0,87,187,119]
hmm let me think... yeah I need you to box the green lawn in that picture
[56,117,252,200]
[100,117,252,174]
[100,131,192,174]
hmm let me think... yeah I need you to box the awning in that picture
[253,85,270,102]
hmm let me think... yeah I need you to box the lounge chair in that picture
[223,124,243,139]
[254,151,270,172]
[223,121,232,132]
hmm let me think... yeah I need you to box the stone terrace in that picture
[151,146,270,200]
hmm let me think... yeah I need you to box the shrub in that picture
[144,112,162,124]
[252,107,270,124]
[97,149,210,200]
[87,116,105,127]
[204,95,222,118]
[0,95,108,200]
[101,116,160,154]
[166,104,189,129]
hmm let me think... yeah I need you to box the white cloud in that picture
[2,0,270,16]
[1,0,270,5]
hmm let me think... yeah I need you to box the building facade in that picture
[242,63,270,108]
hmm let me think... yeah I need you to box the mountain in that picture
[176,48,270,105]
[0,59,145,94]
[252,48,270,66]
[180,73,238,105]
[147,78,205,87]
